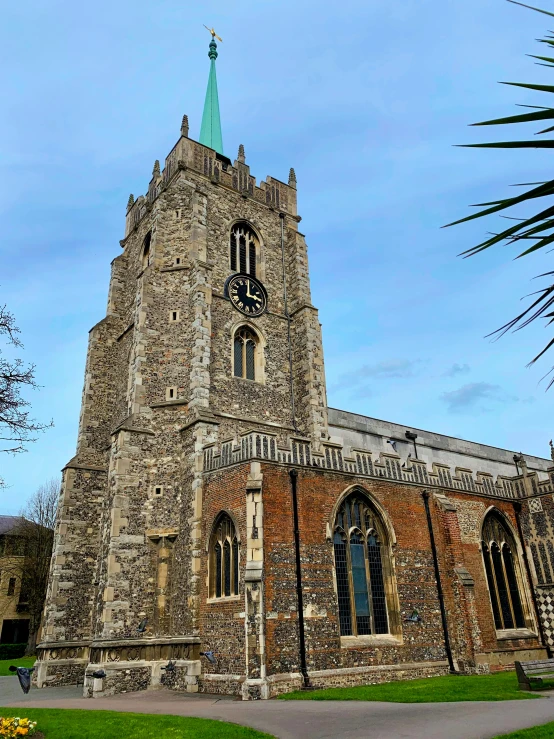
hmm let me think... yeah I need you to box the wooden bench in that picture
[515,659,554,690]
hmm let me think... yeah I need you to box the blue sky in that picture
[1,0,553,512]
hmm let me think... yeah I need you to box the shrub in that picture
[0,644,27,660]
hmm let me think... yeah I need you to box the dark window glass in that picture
[503,545,525,628]
[333,532,352,636]
[215,543,222,598]
[368,534,388,634]
[230,231,237,271]
[224,540,231,597]
[483,544,502,629]
[239,234,247,273]
[211,515,239,599]
[333,495,392,637]
[249,240,256,277]
[7,578,16,597]
[482,512,528,631]
[234,338,243,378]
[233,538,239,595]
[492,543,513,629]
[245,340,255,380]
[351,534,370,635]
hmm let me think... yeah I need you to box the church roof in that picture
[199,37,224,156]
[0,515,25,536]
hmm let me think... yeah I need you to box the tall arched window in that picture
[142,231,152,269]
[209,514,239,599]
[482,511,526,630]
[333,493,392,637]
[230,222,258,277]
[233,327,258,381]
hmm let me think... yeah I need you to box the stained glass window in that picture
[333,493,392,637]
[482,511,527,630]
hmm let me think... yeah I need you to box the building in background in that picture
[35,33,554,699]
[0,516,31,646]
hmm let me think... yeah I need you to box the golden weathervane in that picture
[203,25,223,42]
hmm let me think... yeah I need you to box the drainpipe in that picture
[513,501,552,657]
[289,469,310,688]
[421,491,457,674]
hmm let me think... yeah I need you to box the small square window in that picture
[154,486,163,497]
[166,387,177,401]
[169,310,180,322]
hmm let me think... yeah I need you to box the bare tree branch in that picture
[0,304,52,484]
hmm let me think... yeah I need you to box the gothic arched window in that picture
[230,222,258,277]
[142,231,152,269]
[333,493,392,637]
[233,326,258,381]
[482,511,526,630]
[210,514,239,599]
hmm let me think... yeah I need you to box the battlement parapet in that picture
[203,429,554,500]
[125,128,298,238]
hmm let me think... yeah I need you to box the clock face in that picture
[228,275,267,317]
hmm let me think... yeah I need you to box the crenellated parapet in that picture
[203,429,554,500]
[124,118,298,238]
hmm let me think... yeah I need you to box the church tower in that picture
[36,32,328,696]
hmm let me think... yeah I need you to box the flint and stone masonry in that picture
[35,112,554,699]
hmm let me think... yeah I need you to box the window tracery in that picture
[333,493,391,637]
[230,222,258,277]
[209,514,239,599]
[482,511,526,630]
[233,327,258,381]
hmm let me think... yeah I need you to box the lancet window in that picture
[333,493,391,637]
[233,326,258,381]
[481,511,526,630]
[141,231,152,269]
[209,514,239,599]
[230,222,258,277]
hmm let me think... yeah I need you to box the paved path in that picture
[2,677,554,738]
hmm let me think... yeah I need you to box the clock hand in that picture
[245,283,253,299]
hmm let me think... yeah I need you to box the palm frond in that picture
[447,2,554,380]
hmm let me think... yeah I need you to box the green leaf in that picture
[501,81,554,93]
[507,0,554,19]
[445,181,554,228]
[461,140,554,148]
[516,232,554,258]
[470,108,554,126]
[528,54,554,63]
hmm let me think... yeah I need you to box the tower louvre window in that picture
[209,513,239,599]
[233,327,259,381]
[230,222,258,277]
[142,231,152,269]
[333,493,393,637]
[482,510,527,630]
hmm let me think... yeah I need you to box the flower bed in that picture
[0,717,38,737]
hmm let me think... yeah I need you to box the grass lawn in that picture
[0,708,275,739]
[280,671,552,702]
[0,657,35,677]
[494,722,554,738]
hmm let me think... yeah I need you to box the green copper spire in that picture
[199,36,224,155]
